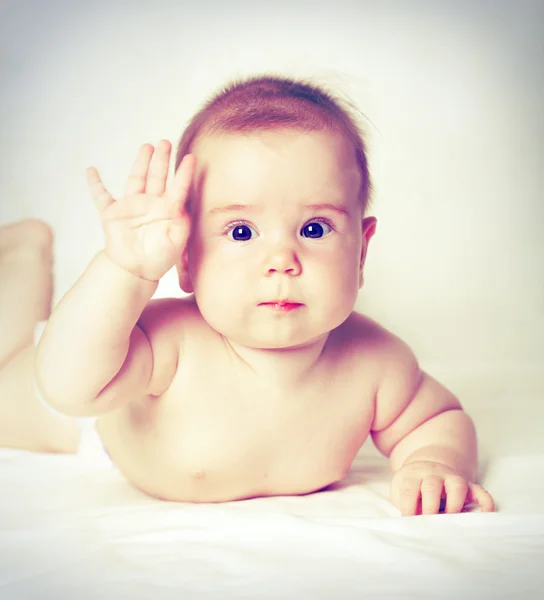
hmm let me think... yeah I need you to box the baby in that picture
[16,75,495,514]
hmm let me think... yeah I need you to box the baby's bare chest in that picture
[100,352,377,502]
[149,367,373,495]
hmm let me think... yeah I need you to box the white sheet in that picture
[1,369,544,599]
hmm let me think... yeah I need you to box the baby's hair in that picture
[174,74,372,212]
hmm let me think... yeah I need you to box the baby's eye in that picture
[227,223,258,241]
[300,220,332,239]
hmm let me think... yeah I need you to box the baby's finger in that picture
[125,143,154,196]
[444,476,468,514]
[396,477,422,516]
[86,167,115,212]
[168,153,196,214]
[421,475,444,515]
[466,483,495,513]
[146,139,172,196]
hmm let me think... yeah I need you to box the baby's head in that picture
[174,75,376,349]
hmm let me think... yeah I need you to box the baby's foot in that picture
[0,219,53,265]
[0,219,55,365]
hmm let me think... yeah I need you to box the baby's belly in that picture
[143,432,359,503]
[146,455,343,503]
[100,396,371,503]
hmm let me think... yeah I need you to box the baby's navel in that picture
[192,469,206,480]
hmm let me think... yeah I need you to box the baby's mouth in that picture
[259,301,304,312]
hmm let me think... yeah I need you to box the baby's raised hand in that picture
[390,461,495,516]
[86,141,195,282]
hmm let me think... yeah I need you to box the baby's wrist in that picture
[99,250,160,289]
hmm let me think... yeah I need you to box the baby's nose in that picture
[264,246,302,276]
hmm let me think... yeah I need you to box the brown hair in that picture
[174,74,372,212]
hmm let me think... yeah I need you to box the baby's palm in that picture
[87,141,195,281]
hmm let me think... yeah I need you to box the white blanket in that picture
[1,372,543,599]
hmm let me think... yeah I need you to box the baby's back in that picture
[97,298,387,502]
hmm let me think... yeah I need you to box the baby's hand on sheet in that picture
[390,461,495,516]
[86,141,195,282]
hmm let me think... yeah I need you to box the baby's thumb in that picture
[168,219,189,250]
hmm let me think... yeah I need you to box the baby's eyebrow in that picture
[208,204,261,216]
[304,203,350,216]
[208,202,349,217]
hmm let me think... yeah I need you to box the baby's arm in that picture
[370,337,494,515]
[35,252,158,416]
[35,141,194,417]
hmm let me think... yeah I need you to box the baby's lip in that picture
[259,300,303,306]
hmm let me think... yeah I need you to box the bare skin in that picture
[18,135,494,514]
[0,220,79,453]
[96,298,387,502]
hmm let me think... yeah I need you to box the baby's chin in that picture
[221,328,329,351]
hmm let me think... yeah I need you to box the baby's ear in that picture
[362,216,377,244]
[177,249,193,293]
[359,216,377,288]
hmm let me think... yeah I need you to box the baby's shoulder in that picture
[138,295,186,330]
[135,296,212,396]
[333,311,417,370]
[138,295,206,339]
[138,296,200,327]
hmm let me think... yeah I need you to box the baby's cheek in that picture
[325,253,360,288]
[194,261,243,315]
[334,267,362,313]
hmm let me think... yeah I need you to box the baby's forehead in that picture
[193,128,353,160]
[190,130,361,203]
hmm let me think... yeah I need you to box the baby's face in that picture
[184,130,371,349]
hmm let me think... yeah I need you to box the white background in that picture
[1,0,542,374]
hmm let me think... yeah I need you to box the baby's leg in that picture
[0,220,79,453]
[0,219,57,366]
